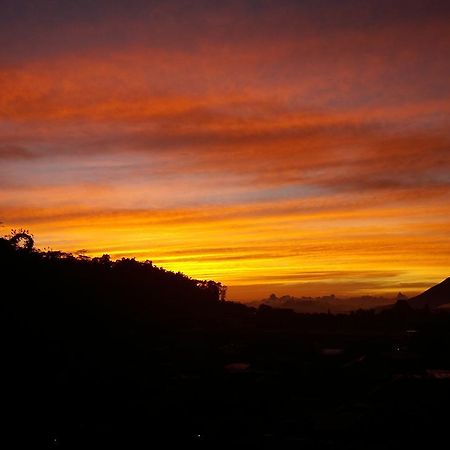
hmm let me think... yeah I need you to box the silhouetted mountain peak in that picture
[392,299,413,314]
[408,277,450,310]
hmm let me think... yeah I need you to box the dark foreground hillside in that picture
[2,234,450,448]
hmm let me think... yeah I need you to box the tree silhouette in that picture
[8,229,34,251]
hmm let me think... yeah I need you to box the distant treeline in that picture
[1,231,227,316]
[1,231,446,333]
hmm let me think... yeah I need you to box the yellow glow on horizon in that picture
[4,193,449,300]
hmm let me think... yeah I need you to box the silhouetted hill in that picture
[3,232,450,447]
[0,233,229,323]
[408,277,450,310]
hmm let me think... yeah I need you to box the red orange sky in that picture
[1,0,449,300]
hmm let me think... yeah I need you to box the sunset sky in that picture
[1,0,449,300]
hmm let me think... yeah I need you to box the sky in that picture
[1,0,450,301]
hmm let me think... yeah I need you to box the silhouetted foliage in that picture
[1,233,226,311]
[2,233,450,447]
[7,229,34,251]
